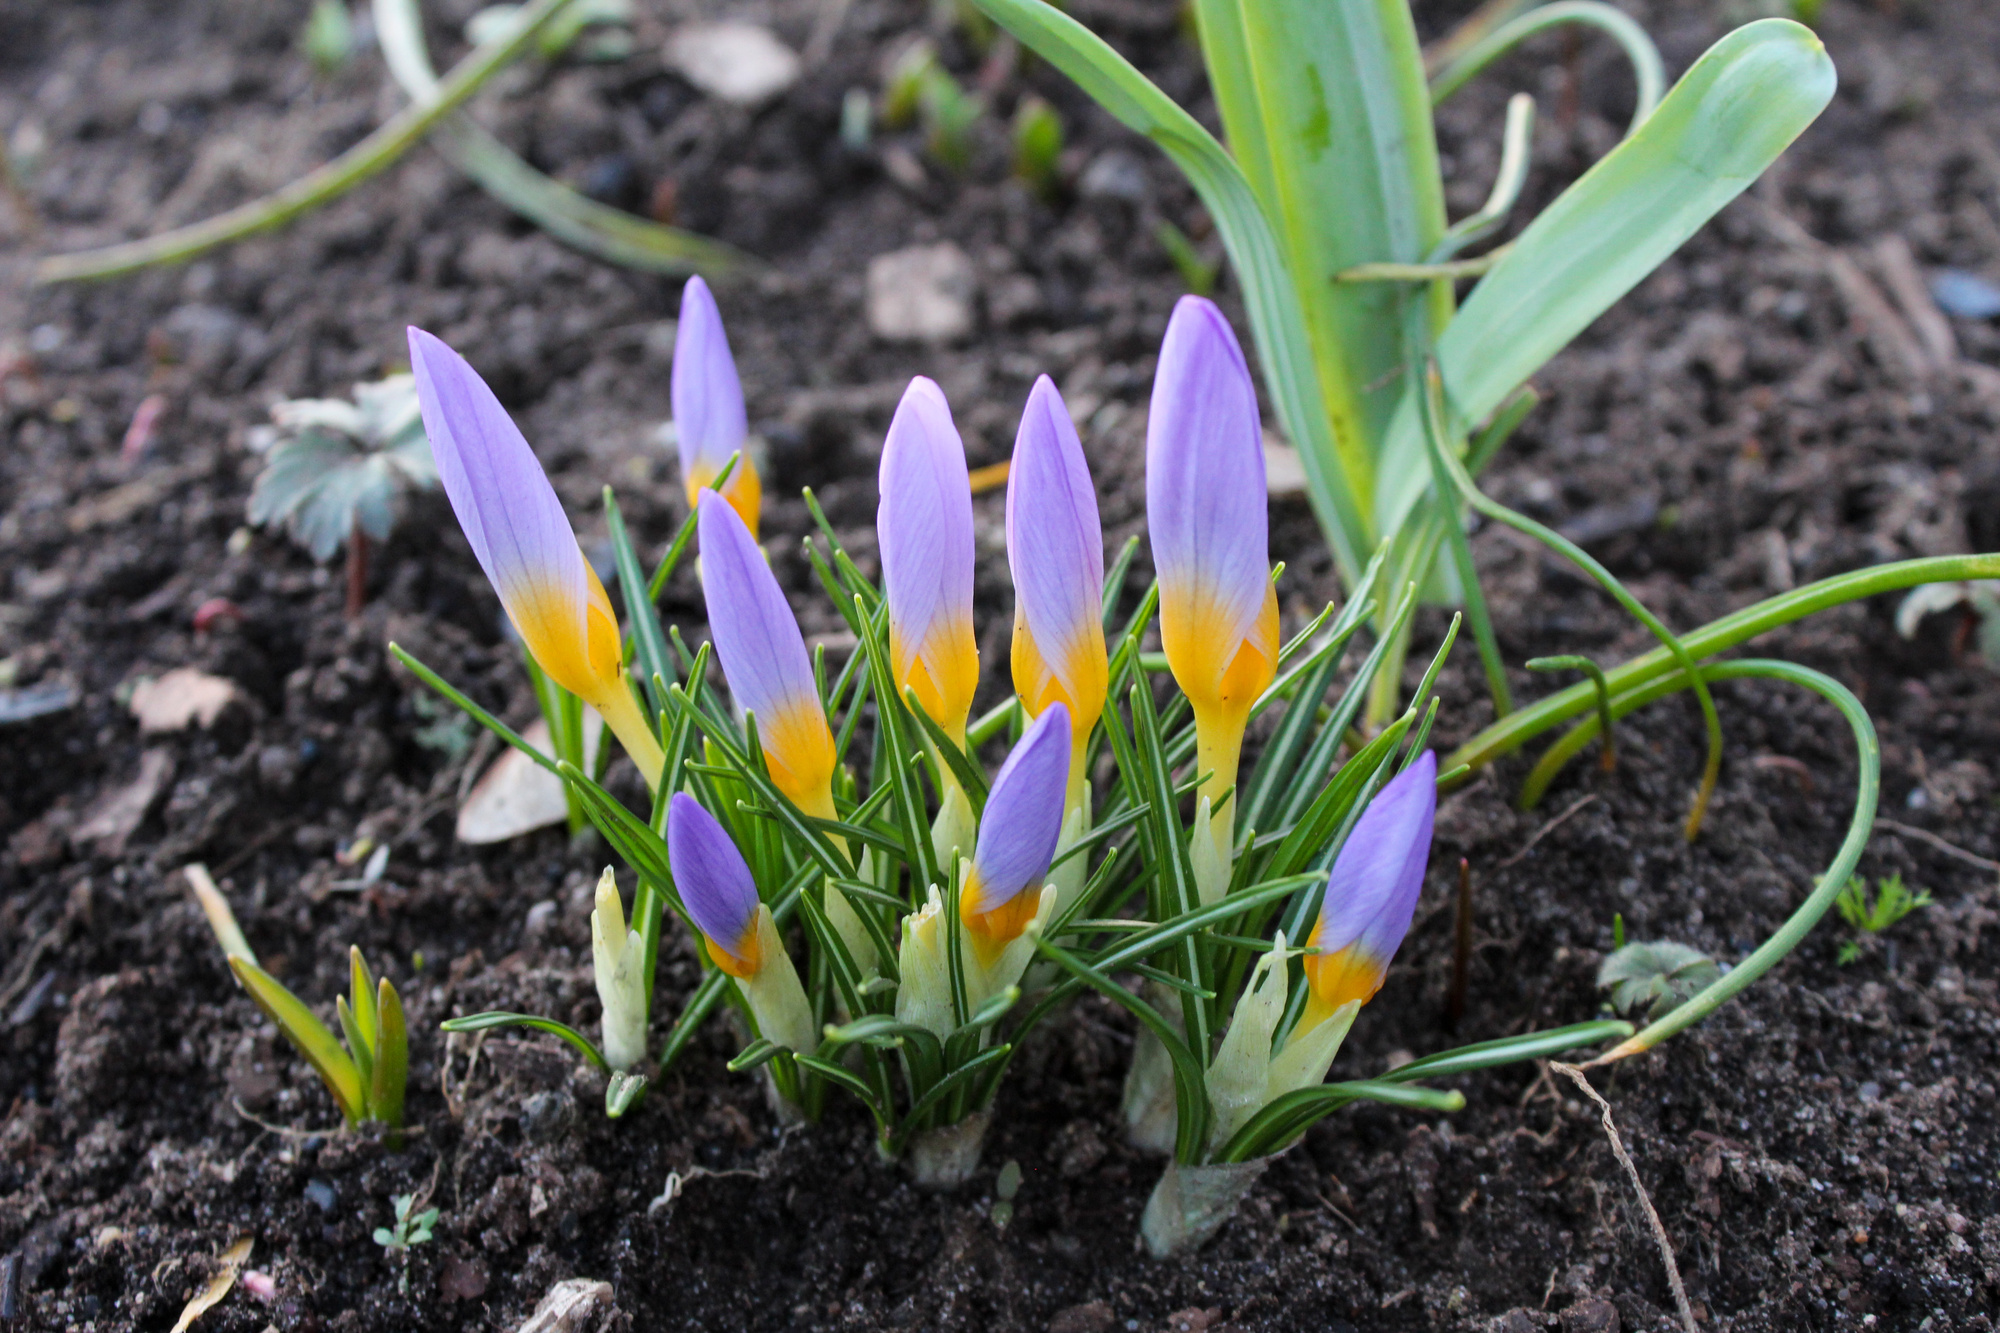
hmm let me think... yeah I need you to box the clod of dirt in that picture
[866,244,977,343]
[129,667,241,732]
[54,969,190,1116]
[664,23,801,108]
[71,747,174,853]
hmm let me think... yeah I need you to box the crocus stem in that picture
[594,680,665,790]
[1191,705,1247,849]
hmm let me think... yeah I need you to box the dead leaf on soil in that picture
[456,712,604,845]
[517,1277,615,1333]
[130,668,240,732]
[1262,432,1307,501]
[169,1236,252,1333]
[72,748,175,853]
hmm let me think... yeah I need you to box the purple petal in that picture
[1006,376,1104,703]
[668,793,760,946]
[407,326,586,638]
[1314,751,1437,960]
[697,491,818,726]
[672,275,748,477]
[1144,297,1269,654]
[878,376,975,673]
[965,704,1071,912]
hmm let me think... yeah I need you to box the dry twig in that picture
[1553,1062,1698,1332]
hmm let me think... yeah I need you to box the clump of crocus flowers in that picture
[401,288,1622,1251]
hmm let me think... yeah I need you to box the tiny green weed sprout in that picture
[879,39,983,172]
[246,373,436,619]
[228,946,410,1145]
[373,1194,438,1254]
[1834,873,1932,965]
[1011,97,1064,198]
[1598,941,1722,1019]
[300,0,357,76]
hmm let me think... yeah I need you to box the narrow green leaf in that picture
[1034,935,1210,1161]
[1382,1020,1635,1084]
[440,1011,611,1070]
[230,957,365,1124]
[347,946,379,1055]
[371,979,408,1133]
[604,487,675,716]
[1218,1079,1466,1162]
[728,1038,783,1072]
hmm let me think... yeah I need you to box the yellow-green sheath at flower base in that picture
[406,327,664,788]
[1146,297,1279,879]
[591,868,649,1072]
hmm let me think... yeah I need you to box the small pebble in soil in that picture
[521,1090,577,1145]
[304,1179,336,1213]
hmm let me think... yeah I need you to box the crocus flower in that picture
[879,377,980,746]
[697,492,837,821]
[590,868,647,1072]
[407,327,664,786]
[1007,375,1107,801]
[959,703,1070,964]
[668,793,815,1053]
[1300,751,1437,1030]
[673,275,761,536]
[1145,298,1279,851]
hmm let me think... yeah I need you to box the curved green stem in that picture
[1526,654,1616,773]
[374,0,752,276]
[1419,363,1722,839]
[1429,0,1666,137]
[1583,659,1878,1061]
[34,0,581,284]
[1445,554,2000,776]
[1433,91,1536,261]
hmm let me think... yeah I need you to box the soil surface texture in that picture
[3,0,1999,1330]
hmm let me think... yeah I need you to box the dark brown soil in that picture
[4,0,1999,1329]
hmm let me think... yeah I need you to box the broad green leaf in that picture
[967,0,1367,580]
[230,957,364,1124]
[1377,19,1837,531]
[1193,0,1447,514]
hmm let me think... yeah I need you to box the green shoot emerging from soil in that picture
[1834,873,1932,965]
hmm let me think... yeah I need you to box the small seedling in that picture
[991,1159,1023,1230]
[300,0,357,76]
[919,68,983,173]
[246,374,436,619]
[1011,97,1063,198]
[373,1194,439,1254]
[1834,873,1931,965]
[1598,940,1721,1018]
[230,947,411,1146]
